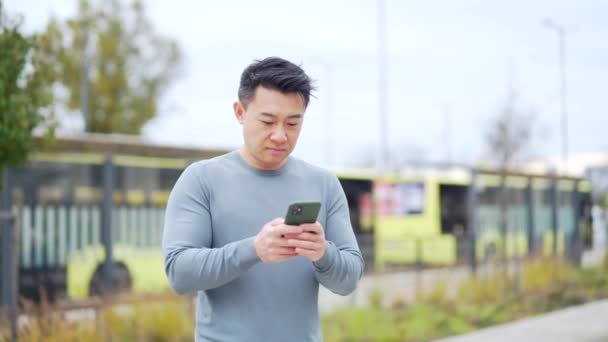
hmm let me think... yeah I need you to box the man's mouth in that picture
[268,148,286,154]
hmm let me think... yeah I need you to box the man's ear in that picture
[233,101,245,124]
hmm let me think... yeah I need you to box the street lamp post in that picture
[543,19,568,175]
[377,0,389,172]
[81,16,91,132]
[309,58,335,167]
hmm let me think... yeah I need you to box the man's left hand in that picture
[285,222,326,262]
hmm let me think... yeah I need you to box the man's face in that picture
[234,86,306,170]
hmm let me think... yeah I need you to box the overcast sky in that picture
[5,0,608,168]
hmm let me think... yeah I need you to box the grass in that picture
[321,257,608,341]
[2,256,608,341]
[1,294,194,342]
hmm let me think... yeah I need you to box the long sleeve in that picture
[312,174,365,295]
[162,162,260,294]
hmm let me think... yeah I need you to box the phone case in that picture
[284,202,321,225]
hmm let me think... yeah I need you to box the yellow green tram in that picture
[355,171,593,271]
[5,135,592,301]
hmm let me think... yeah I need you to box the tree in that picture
[0,2,55,180]
[484,89,535,170]
[483,88,536,293]
[38,0,182,134]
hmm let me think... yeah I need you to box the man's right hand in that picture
[254,218,304,263]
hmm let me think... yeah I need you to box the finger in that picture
[300,223,322,234]
[290,232,322,242]
[275,224,304,237]
[273,247,297,255]
[270,217,285,225]
[282,233,300,240]
[271,237,292,248]
[295,248,319,259]
[288,239,320,250]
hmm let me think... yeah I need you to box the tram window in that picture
[478,186,499,205]
[159,168,183,189]
[439,184,468,235]
[559,191,573,206]
[339,179,373,233]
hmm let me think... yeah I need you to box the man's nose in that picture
[270,126,287,143]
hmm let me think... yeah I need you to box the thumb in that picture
[270,217,284,225]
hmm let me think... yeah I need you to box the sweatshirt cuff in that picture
[233,237,261,269]
[313,241,337,272]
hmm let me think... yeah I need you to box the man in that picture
[162,57,364,341]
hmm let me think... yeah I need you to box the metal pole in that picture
[377,0,389,171]
[525,177,535,255]
[317,61,335,166]
[1,168,12,307]
[499,173,508,280]
[81,17,90,132]
[543,19,568,175]
[466,168,479,276]
[101,154,115,294]
[2,213,19,342]
[551,179,559,257]
[414,236,421,298]
[1,168,18,341]
[558,30,568,175]
[326,66,335,167]
[443,105,452,163]
[571,181,581,266]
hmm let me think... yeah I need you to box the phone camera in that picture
[291,206,303,215]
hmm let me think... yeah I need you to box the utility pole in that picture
[377,0,389,171]
[81,16,91,132]
[442,104,452,163]
[326,66,335,167]
[543,19,568,175]
[309,58,336,167]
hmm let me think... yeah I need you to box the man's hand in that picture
[254,218,304,263]
[286,222,326,262]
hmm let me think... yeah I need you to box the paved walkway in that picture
[434,299,608,342]
[319,265,474,313]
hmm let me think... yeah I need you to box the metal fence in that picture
[467,169,588,274]
[1,168,18,340]
[1,211,19,342]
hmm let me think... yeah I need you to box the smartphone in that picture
[284,202,321,225]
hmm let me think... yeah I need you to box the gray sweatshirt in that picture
[162,151,364,341]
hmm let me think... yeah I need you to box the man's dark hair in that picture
[238,57,315,108]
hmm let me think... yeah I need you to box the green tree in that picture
[39,0,182,134]
[0,2,55,178]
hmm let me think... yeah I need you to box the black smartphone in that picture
[284,202,321,225]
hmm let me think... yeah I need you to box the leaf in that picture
[36,0,183,134]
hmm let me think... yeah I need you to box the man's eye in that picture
[260,121,273,125]
[287,123,299,127]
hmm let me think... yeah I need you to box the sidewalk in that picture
[434,299,608,342]
[319,265,473,314]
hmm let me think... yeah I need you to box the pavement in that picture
[434,298,608,342]
[319,255,608,342]
[318,265,474,314]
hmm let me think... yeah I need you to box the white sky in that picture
[5,0,608,168]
